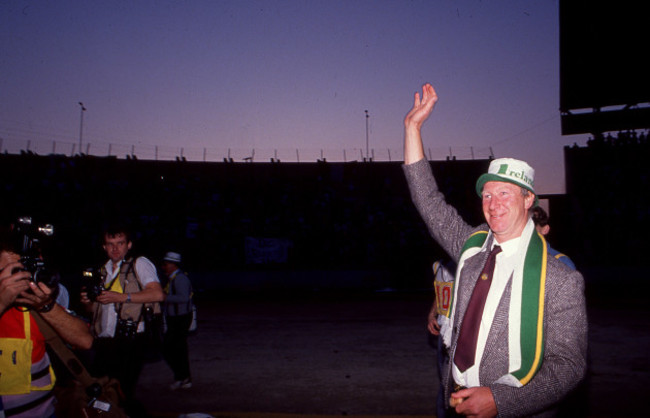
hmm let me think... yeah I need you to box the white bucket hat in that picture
[476,158,536,197]
[163,251,182,264]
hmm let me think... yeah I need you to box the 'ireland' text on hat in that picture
[497,164,534,187]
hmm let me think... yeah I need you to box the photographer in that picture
[1,222,93,417]
[80,224,164,414]
[160,252,193,390]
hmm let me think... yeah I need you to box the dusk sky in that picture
[1,0,589,194]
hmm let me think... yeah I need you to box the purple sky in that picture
[1,0,588,194]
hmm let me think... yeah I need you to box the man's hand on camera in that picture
[0,260,32,313]
[15,280,55,312]
[80,290,91,304]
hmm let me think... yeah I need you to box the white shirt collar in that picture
[106,259,124,277]
[489,218,533,257]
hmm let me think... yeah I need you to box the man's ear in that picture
[525,193,536,210]
[127,241,133,251]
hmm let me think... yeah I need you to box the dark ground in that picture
[133,289,649,418]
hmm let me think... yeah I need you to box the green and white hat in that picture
[475,158,536,197]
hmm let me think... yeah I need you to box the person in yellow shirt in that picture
[1,223,92,418]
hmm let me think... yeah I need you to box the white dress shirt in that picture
[452,234,521,387]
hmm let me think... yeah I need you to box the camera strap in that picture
[127,257,161,316]
[31,312,95,387]
[115,259,144,323]
[103,273,121,293]
[100,265,123,318]
[32,312,128,417]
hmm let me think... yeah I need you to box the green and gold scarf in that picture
[444,220,547,387]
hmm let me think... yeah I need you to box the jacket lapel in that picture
[454,247,490,329]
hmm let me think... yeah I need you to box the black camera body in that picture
[19,255,59,289]
[115,318,138,340]
[82,268,105,302]
[12,217,59,289]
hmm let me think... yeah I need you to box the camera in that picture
[12,216,59,290]
[115,318,138,340]
[82,268,105,302]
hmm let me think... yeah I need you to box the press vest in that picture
[93,257,161,337]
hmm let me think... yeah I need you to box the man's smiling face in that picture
[481,181,535,243]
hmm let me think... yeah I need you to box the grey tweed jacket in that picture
[403,159,587,417]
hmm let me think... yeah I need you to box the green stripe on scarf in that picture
[512,230,547,385]
[460,230,489,254]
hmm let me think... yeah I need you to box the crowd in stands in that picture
[585,129,649,147]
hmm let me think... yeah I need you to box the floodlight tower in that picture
[78,102,86,153]
[365,109,370,161]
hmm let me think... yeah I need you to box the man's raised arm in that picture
[404,83,438,164]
